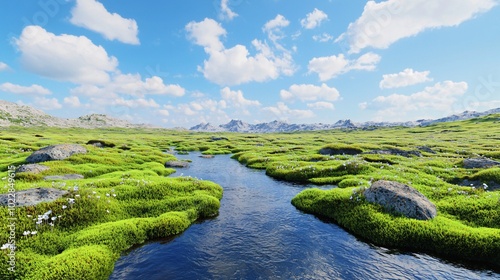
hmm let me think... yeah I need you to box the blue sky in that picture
[1,0,499,127]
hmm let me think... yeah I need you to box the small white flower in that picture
[27,215,32,218]
[1,243,12,250]
[96,196,101,199]
[112,194,117,197]
[62,205,68,209]
[23,231,30,236]
[74,186,79,192]
[68,198,75,204]
[106,210,110,213]
[106,193,110,197]
[51,217,57,221]
[31,231,37,235]
[75,194,81,198]
[92,191,97,195]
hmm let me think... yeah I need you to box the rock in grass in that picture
[165,160,190,168]
[319,147,362,156]
[86,140,116,148]
[364,180,437,220]
[16,164,50,174]
[44,174,85,180]
[463,157,500,169]
[0,188,68,207]
[26,144,87,163]
[365,148,422,158]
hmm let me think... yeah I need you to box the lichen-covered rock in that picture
[463,157,500,169]
[165,160,189,168]
[364,180,437,220]
[0,188,68,207]
[26,144,87,163]
[15,164,50,174]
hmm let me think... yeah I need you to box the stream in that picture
[109,153,499,279]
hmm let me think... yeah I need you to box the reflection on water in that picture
[110,153,499,280]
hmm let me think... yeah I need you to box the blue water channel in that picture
[110,153,499,279]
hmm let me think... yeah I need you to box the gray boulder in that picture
[44,174,84,180]
[165,160,189,168]
[364,180,437,220]
[16,164,50,174]
[463,157,500,169]
[0,188,68,207]
[26,144,87,163]
[365,148,422,158]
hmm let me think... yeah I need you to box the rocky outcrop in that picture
[43,174,84,180]
[364,180,437,220]
[26,144,87,163]
[365,148,422,158]
[165,161,189,168]
[319,147,363,156]
[463,157,500,169]
[0,188,68,207]
[86,140,115,148]
[15,164,50,174]
[417,146,437,154]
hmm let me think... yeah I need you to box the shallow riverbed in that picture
[110,153,499,279]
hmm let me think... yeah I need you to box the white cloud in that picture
[307,101,335,110]
[379,68,433,89]
[220,87,261,107]
[263,102,315,120]
[70,73,185,98]
[301,8,328,29]
[0,62,9,71]
[186,18,226,53]
[186,17,295,86]
[33,97,62,110]
[280,83,340,102]
[337,0,497,54]
[63,96,81,108]
[0,82,51,95]
[158,109,170,117]
[362,81,468,120]
[70,0,139,45]
[220,0,238,21]
[312,33,333,42]
[15,25,118,85]
[308,52,381,81]
[114,98,160,108]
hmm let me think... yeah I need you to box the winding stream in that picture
[110,153,499,279]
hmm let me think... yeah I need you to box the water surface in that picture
[110,153,499,279]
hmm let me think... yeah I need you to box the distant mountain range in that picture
[1,99,499,131]
[0,100,150,128]
[190,108,500,133]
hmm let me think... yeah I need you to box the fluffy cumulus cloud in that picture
[70,0,140,45]
[219,0,238,21]
[186,17,295,86]
[220,87,261,107]
[33,97,62,110]
[308,52,381,81]
[0,82,51,95]
[263,102,315,120]
[15,25,118,85]
[0,62,9,71]
[114,98,160,108]
[307,101,335,110]
[337,0,497,53]
[280,83,340,102]
[301,8,328,29]
[379,68,433,89]
[312,33,333,42]
[362,81,468,120]
[63,96,81,108]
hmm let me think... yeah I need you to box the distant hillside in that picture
[190,108,500,133]
[0,100,150,128]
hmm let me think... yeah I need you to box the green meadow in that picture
[1,113,500,278]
